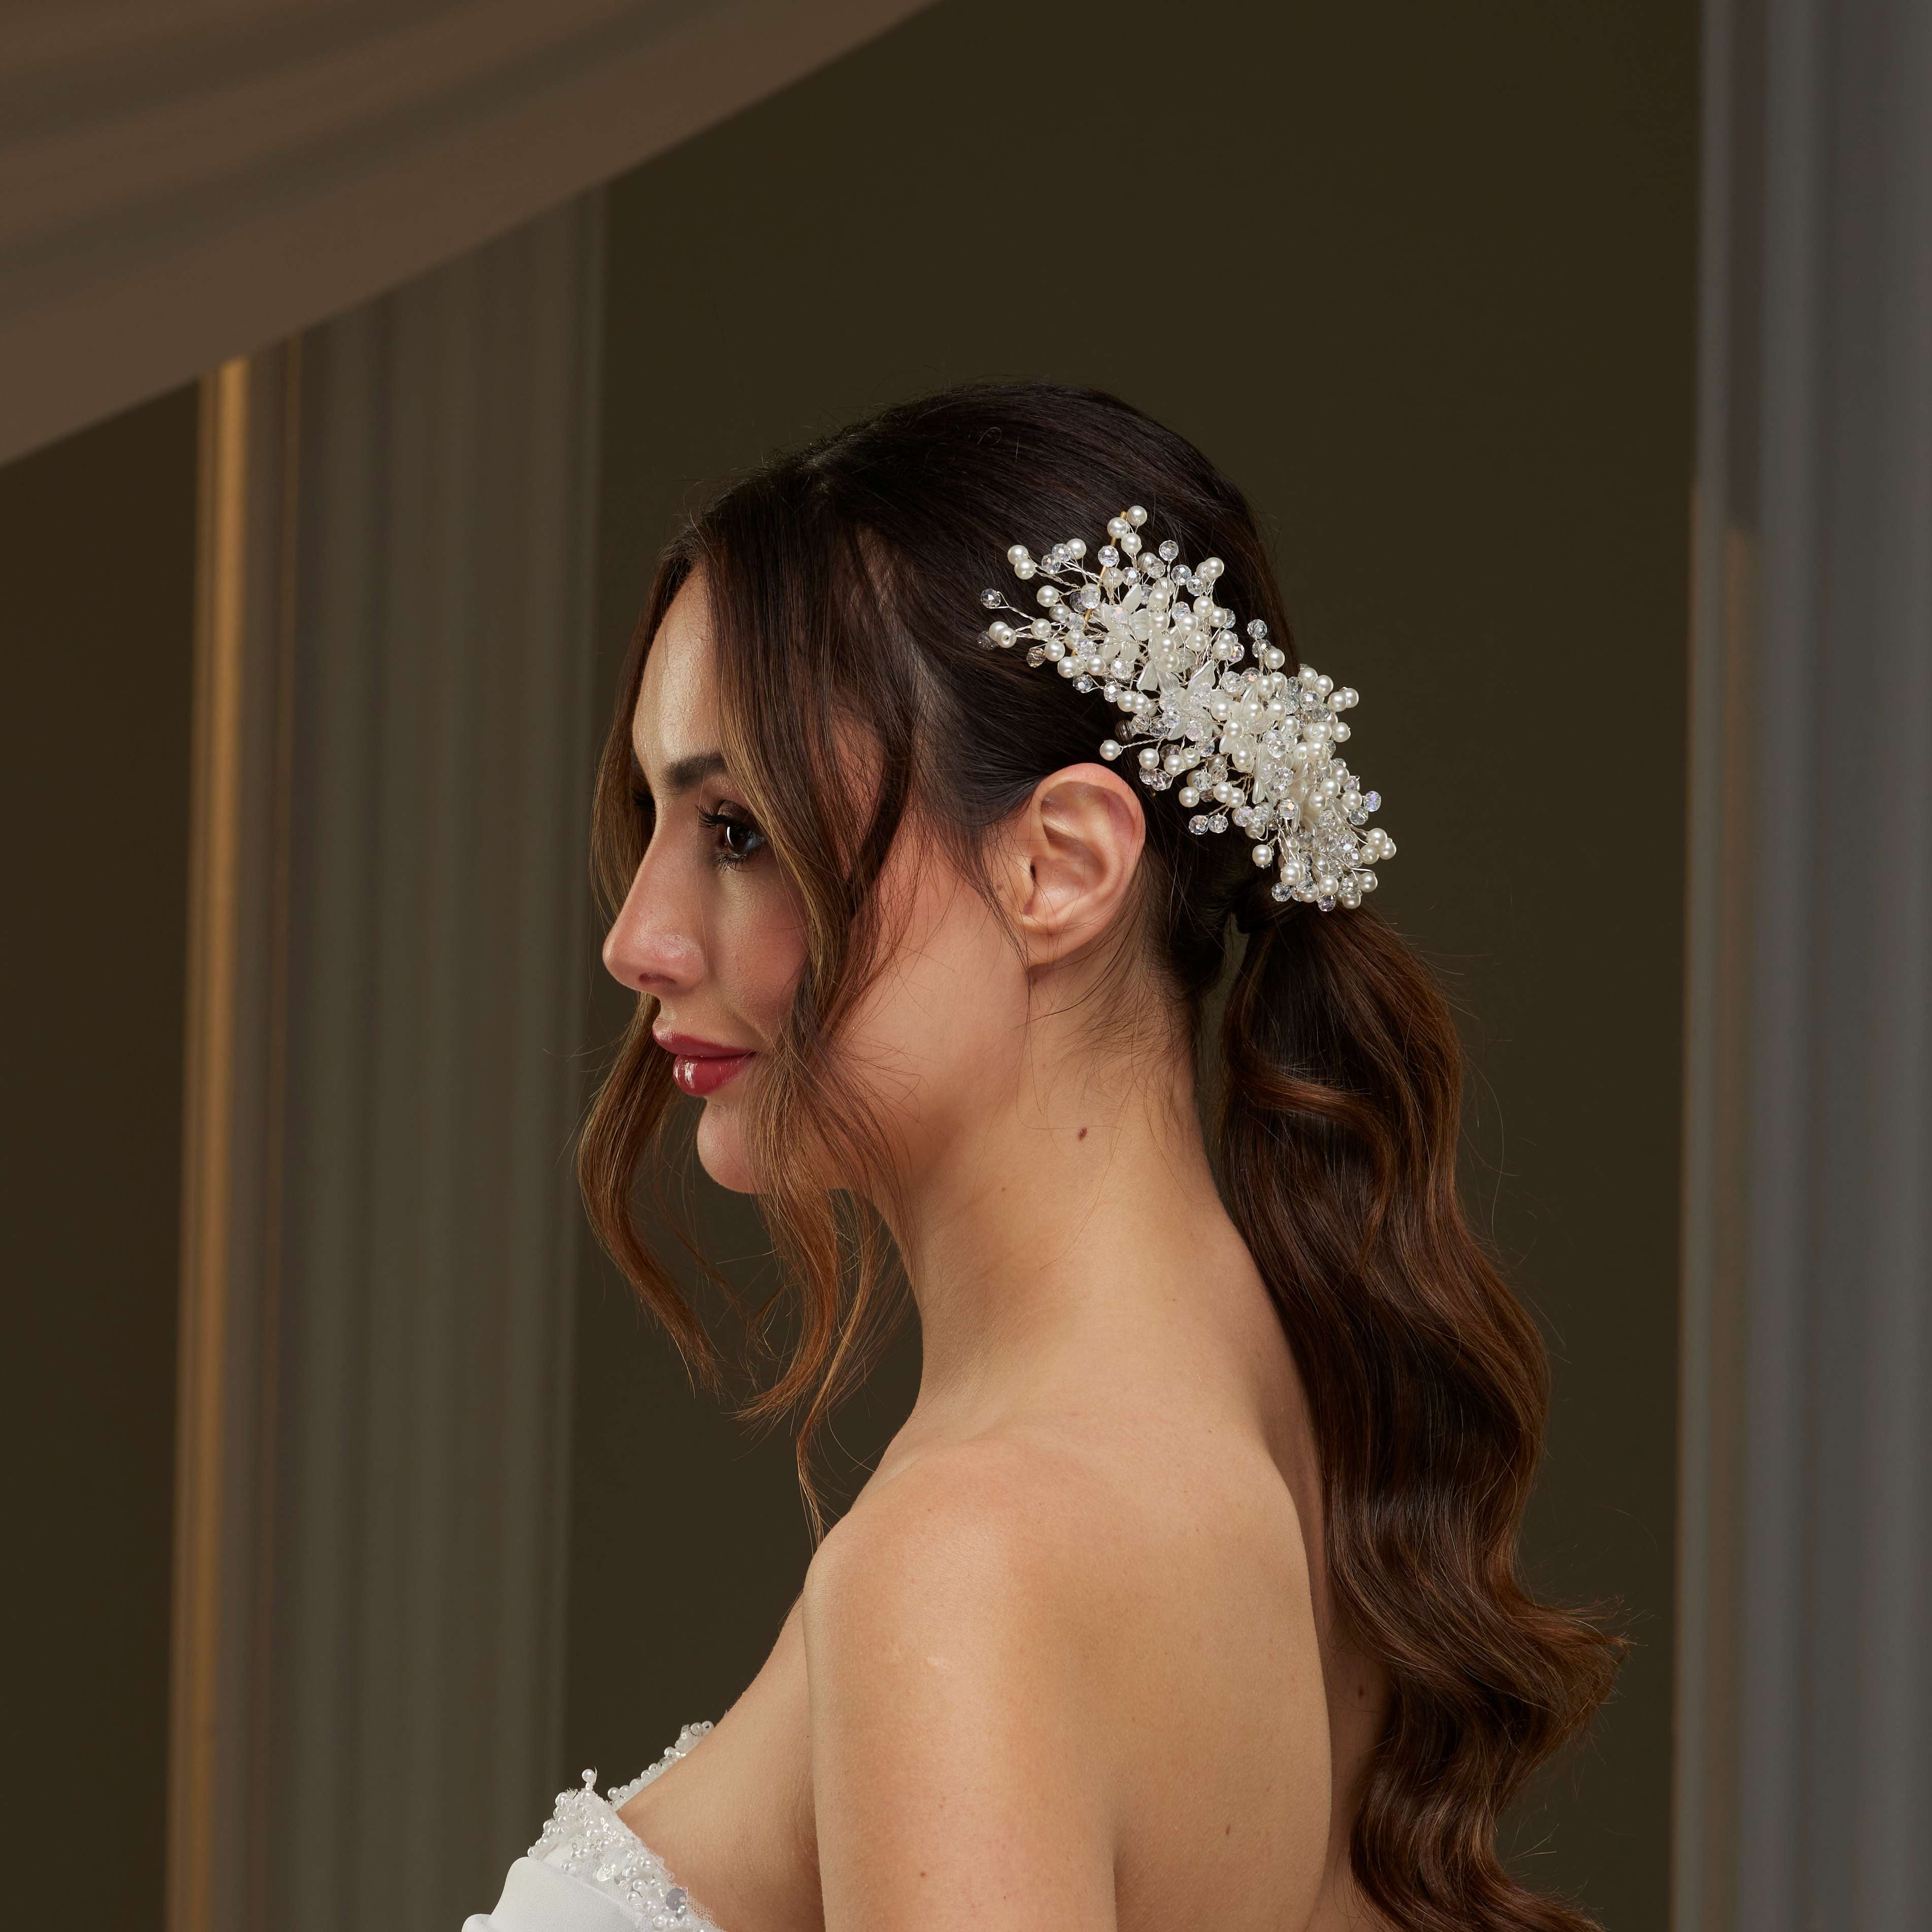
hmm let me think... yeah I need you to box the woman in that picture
[468,382,1621,1932]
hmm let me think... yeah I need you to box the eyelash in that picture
[697,806,766,869]
[627,785,766,870]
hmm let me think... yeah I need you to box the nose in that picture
[601,847,704,995]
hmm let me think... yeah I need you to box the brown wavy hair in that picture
[579,380,1624,1930]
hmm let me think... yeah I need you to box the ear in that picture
[1009,762,1146,965]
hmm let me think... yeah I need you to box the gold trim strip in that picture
[167,357,251,1932]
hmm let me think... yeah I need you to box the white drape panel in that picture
[0,0,933,466]
[169,193,607,1932]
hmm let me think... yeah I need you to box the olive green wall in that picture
[568,2,1697,1927]
[1,388,199,1929]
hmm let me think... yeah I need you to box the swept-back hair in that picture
[580,380,1622,1931]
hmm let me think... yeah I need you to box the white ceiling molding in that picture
[0,0,935,466]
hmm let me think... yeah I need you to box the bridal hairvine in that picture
[977,505,1395,912]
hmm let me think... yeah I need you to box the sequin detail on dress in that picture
[526,1721,723,1930]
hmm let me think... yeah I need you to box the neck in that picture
[878,1015,1264,1430]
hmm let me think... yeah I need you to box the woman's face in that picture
[602,576,808,1191]
[602,575,1053,1198]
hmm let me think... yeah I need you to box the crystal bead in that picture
[980,588,1002,608]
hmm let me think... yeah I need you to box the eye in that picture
[697,805,767,868]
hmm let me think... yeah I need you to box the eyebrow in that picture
[632,747,728,800]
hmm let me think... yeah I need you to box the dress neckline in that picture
[527,1721,727,1931]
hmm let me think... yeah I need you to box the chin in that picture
[694,1102,760,1194]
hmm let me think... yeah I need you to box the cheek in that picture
[714,878,809,1036]
[840,880,1024,1121]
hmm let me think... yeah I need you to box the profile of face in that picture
[601,575,1148,1196]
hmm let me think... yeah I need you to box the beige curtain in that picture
[0,0,932,466]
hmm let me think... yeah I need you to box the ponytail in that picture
[1218,907,1624,1931]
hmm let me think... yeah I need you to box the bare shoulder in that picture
[805,1431,1117,1635]
[800,1435,1128,1929]
[800,1422,1334,1931]
[800,1434,1128,1781]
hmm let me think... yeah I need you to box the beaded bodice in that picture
[523,1721,726,1931]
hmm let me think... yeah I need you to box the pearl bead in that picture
[1099,739,1122,761]
[1008,545,1031,566]
[1137,747,1161,770]
[1178,787,1199,807]
[1127,504,1148,525]
[1252,843,1274,866]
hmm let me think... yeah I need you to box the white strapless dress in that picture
[465,1722,729,1932]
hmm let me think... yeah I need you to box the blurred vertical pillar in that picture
[168,191,604,1932]
[1677,0,1931,1928]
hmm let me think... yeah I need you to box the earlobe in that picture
[1015,763,1144,963]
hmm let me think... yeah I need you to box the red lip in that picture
[653,1028,757,1098]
